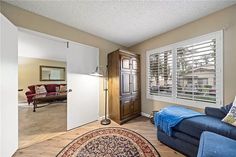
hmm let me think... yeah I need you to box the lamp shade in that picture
[90,66,103,77]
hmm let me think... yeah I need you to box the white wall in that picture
[18,28,67,61]
[0,14,18,157]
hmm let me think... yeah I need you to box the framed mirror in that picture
[40,66,66,81]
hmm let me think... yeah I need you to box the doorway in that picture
[17,28,100,148]
[17,29,68,148]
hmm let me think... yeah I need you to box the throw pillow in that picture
[35,85,47,94]
[222,96,236,126]
[60,85,67,92]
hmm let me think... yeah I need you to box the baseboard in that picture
[141,112,150,118]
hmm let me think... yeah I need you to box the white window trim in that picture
[146,30,224,108]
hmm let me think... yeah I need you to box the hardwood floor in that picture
[19,102,67,148]
[15,116,184,157]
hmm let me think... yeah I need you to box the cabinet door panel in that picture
[121,55,131,71]
[121,72,131,96]
[131,58,140,72]
[121,98,134,119]
[131,73,140,95]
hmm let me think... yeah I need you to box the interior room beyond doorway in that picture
[18,29,68,148]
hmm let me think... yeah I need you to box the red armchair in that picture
[25,84,66,104]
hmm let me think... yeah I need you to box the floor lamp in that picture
[90,66,111,125]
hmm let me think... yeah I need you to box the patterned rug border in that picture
[56,126,161,157]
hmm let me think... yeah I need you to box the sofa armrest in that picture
[205,107,226,119]
[25,91,34,96]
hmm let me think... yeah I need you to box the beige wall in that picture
[129,4,236,114]
[0,2,124,116]
[18,57,66,102]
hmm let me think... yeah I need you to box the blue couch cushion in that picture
[197,131,236,157]
[220,103,233,115]
[174,115,236,140]
[205,107,226,119]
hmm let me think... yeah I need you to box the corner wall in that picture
[129,4,236,114]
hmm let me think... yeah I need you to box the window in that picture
[146,31,223,108]
[149,50,172,96]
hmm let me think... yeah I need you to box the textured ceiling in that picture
[4,0,236,47]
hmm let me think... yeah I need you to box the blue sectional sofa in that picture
[197,131,236,157]
[157,103,236,157]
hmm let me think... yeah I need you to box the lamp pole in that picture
[101,65,111,125]
[91,65,111,125]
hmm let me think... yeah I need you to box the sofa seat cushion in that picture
[46,92,57,96]
[174,115,236,140]
[197,131,236,157]
[26,93,36,97]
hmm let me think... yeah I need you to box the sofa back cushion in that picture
[35,85,47,94]
[45,84,58,92]
[28,84,66,94]
[205,107,226,119]
[220,103,233,115]
[59,85,67,92]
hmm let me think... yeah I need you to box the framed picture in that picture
[40,65,66,81]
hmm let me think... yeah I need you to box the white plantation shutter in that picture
[176,39,217,103]
[148,50,172,97]
[146,31,223,108]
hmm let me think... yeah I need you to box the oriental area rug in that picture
[56,127,160,157]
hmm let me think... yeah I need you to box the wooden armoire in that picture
[108,49,141,124]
